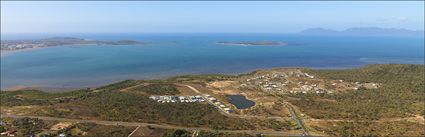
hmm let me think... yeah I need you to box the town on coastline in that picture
[0,37,143,51]
[2,64,421,137]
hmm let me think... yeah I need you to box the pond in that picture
[228,95,256,109]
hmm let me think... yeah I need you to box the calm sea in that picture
[1,33,424,90]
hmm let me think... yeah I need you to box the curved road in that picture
[184,84,309,136]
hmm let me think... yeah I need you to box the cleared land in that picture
[1,64,424,136]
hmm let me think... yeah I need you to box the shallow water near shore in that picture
[1,33,424,90]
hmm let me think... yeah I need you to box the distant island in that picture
[217,41,287,46]
[300,27,424,37]
[1,37,144,51]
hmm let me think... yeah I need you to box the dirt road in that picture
[1,114,301,136]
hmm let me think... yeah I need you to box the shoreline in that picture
[1,47,44,57]
[1,43,146,57]
[216,42,288,47]
[0,64,398,91]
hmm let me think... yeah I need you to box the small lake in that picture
[228,95,256,109]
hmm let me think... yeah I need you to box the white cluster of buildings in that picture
[1,43,45,50]
[150,94,234,113]
[149,95,205,103]
[241,71,336,95]
[205,94,233,113]
[290,86,327,94]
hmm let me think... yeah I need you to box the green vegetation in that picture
[132,83,180,95]
[293,64,424,119]
[13,118,45,136]
[0,89,92,106]
[95,80,140,91]
[0,118,47,136]
[168,74,235,83]
[0,117,134,137]
[289,64,425,136]
[323,121,424,137]
[59,122,134,137]
[2,85,293,131]
[2,64,422,136]
[70,91,256,130]
[0,126,5,133]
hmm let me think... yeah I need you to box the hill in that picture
[301,27,424,37]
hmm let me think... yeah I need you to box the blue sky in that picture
[1,1,424,33]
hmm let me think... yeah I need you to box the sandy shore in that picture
[1,47,44,57]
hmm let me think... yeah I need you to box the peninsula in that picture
[216,41,287,46]
[0,37,144,51]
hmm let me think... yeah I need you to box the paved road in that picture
[184,84,309,136]
[1,114,302,136]
[307,115,425,125]
[282,101,309,136]
[184,85,290,120]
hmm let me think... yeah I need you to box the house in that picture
[59,133,67,137]
[149,96,159,100]
[223,108,233,113]
[219,105,225,108]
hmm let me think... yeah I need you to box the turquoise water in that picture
[1,34,424,89]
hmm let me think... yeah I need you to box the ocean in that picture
[1,33,424,90]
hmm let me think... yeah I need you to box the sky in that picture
[1,1,424,33]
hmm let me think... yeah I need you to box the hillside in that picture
[301,27,424,37]
[1,64,423,136]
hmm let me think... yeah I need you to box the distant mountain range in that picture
[300,27,424,37]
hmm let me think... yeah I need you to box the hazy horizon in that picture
[1,1,424,33]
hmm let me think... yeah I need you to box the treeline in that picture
[83,91,255,130]
[15,90,256,130]
[294,64,425,119]
[0,89,92,106]
[289,64,425,136]
[132,83,180,95]
[0,117,46,136]
[323,121,424,137]
[95,80,140,91]
[167,74,236,83]
[57,122,134,137]
[2,89,294,130]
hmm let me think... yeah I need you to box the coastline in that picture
[1,47,43,57]
[216,42,288,47]
[0,64,402,91]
